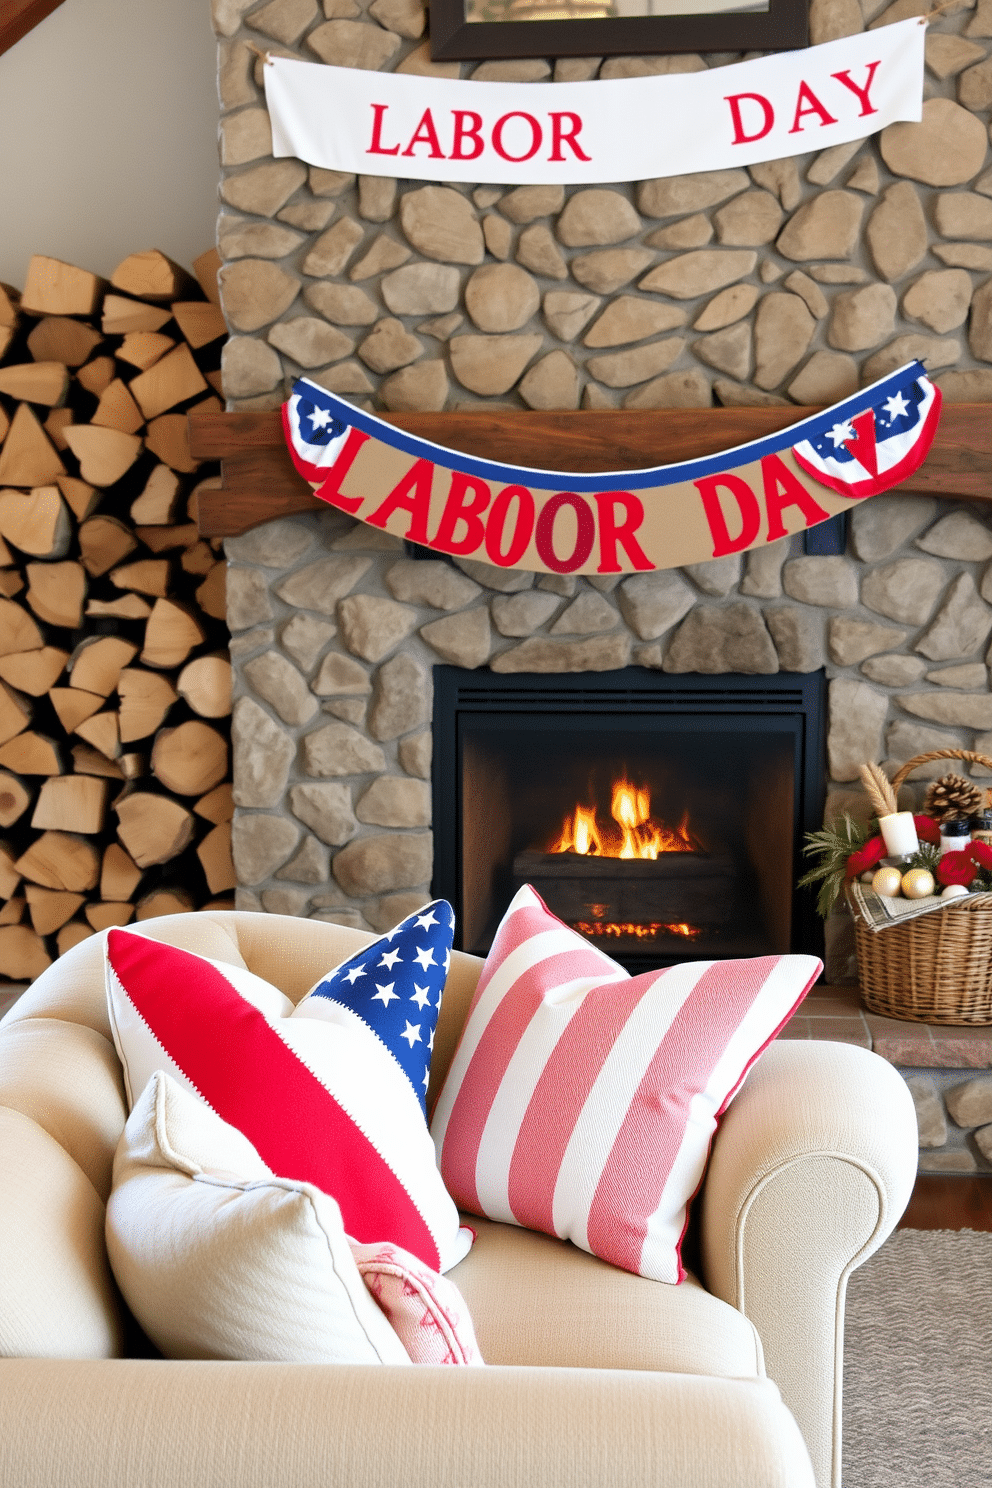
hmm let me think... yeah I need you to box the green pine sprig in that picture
[797,813,873,919]
[907,840,940,877]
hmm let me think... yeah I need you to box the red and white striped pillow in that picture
[431,885,821,1284]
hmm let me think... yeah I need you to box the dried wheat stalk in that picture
[859,762,899,819]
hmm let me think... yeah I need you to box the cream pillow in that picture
[106,1071,411,1364]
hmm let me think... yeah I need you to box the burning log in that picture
[513,773,742,958]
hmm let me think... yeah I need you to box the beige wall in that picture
[0,0,219,287]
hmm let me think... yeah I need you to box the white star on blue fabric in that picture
[882,391,909,422]
[827,420,855,448]
[309,407,333,430]
[303,898,455,1118]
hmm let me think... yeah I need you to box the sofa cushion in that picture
[451,1215,764,1379]
[107,1070,412,1363]
[432,884,820,1284]
[0,1106,123,1359]
[105,917,471,1272]
[0,1018,126,1202]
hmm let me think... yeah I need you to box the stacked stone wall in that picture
[227,492,992,978]
[214,0,992,958]
[906,1069,992,1170]
[213,0,992,414]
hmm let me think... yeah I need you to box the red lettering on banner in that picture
[535,492,596,574]
[451,111,484,160]
[485,485,535,568]
[401,109,446,159]
[725,93,774,145]
[788,80,838,134]
[549,112,591,163]
[761,454,830,541]
[364,105,593,166]
[365,458,435,542]
[695,473,761,558]
[434,471,492,555]
[593,491,653,574]
[492,112,543,163]
[831,62,881,116]
[367,103,400,156]
[313,428,370,515]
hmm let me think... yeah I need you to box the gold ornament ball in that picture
[901,868,935,899]
[871,866,903,897]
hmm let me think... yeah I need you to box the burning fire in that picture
[575,921,702,941]
[549,775,700,860]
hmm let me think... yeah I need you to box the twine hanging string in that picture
[918,0,966,19]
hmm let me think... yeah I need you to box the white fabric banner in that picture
[264,19,925,187]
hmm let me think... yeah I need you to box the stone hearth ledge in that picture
[787,983,992,1173]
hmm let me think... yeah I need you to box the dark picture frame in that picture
[429,0,807,62]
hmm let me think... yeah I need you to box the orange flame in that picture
[549,775,699,859]
[574,921,702,941]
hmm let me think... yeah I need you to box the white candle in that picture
[878,810,919,858]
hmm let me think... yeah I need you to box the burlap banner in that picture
[263,20,925,187]
[282,361,942,577]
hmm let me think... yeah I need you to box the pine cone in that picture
[922,773,984,824]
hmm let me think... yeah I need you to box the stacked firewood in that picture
[0,250,235,981]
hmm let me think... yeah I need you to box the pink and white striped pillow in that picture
[431,885,821,1284]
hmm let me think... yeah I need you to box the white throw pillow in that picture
[106,1070,412,1364]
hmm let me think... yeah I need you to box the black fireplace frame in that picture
[431,665,827,970]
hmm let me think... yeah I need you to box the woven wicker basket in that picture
[850,748,992,1025]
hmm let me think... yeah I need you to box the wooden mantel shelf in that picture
[0,0,66,57]
[188,405,992,538]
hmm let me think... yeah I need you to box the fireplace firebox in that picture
[432,668,826,973]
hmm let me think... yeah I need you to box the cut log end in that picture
[0,243,231,977]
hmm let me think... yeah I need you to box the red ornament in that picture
[969,840,992,871]
[913,814,941,845]
[846,836,885,878]
[936,850,975,888]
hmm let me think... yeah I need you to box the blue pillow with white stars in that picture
[299,901,455,1120]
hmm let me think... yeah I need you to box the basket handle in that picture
[890,749,992,794]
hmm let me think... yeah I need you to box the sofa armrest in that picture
[0,1358,814,1488]
[699,1038,918,1488]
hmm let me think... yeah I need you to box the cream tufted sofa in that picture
[0,911,918,1488]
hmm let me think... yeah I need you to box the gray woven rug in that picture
[842,1229,992,1488]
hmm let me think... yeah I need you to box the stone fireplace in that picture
[209,0,992,984]
[225,490,992,983]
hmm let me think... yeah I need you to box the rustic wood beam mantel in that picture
[188,405,992,539]
[0,0,66,57]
